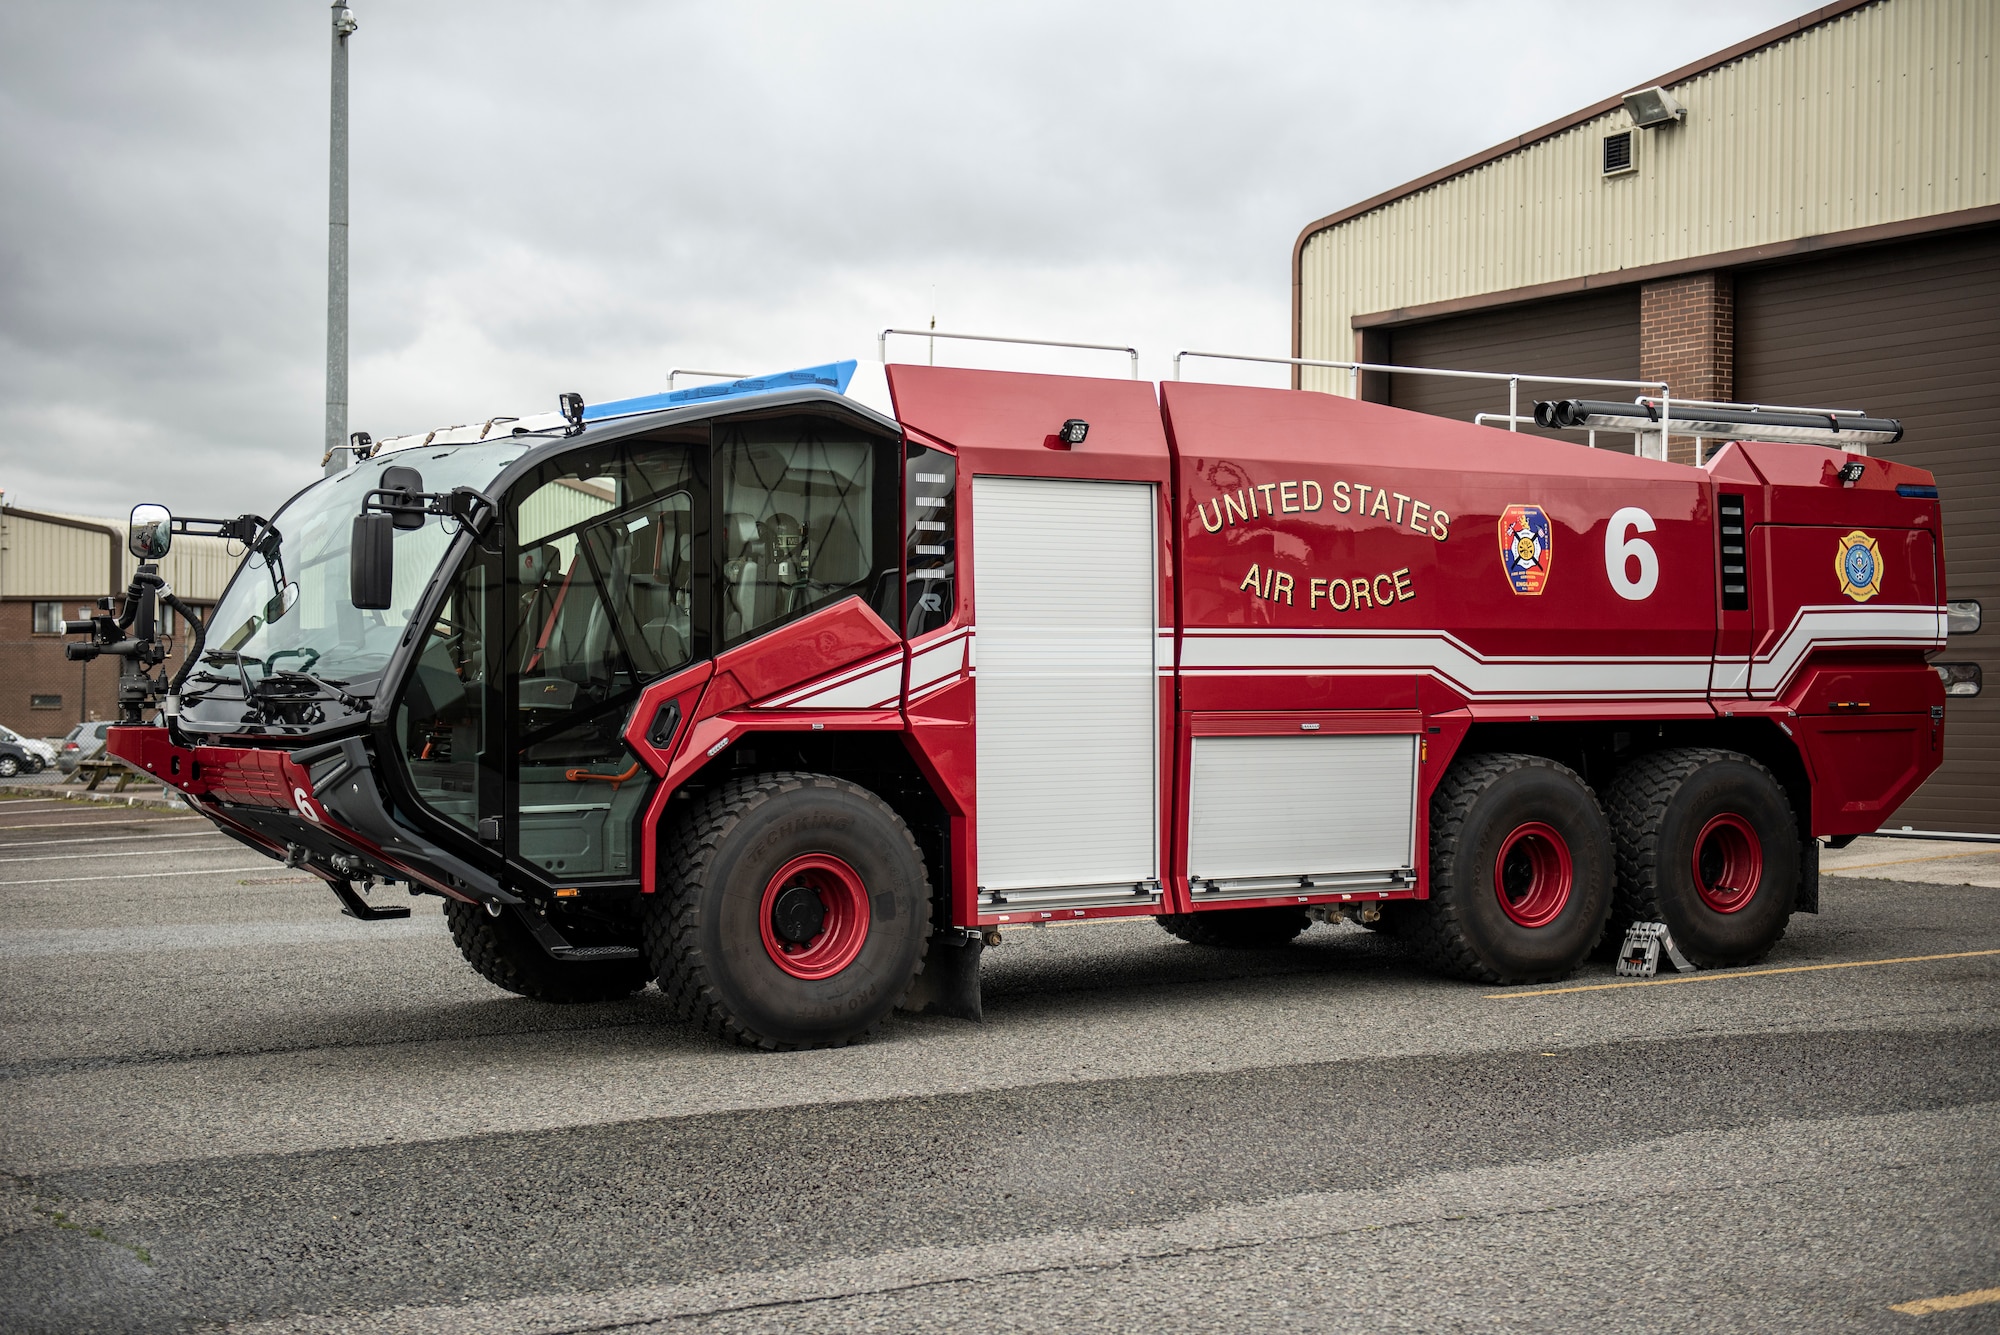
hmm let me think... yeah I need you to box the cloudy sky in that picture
[1,0,1810,518]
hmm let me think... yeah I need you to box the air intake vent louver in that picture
[1602,131,1634,175]
[1717,494,1749,612]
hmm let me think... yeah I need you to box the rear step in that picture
[329,880,412,922]
[510,903,643,962]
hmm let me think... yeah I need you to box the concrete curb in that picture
[0,780,190,813]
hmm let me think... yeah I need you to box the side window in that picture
[395,557,491,835]
[904,444,957,637]
[502,436,699,881]
[715,414,895,646]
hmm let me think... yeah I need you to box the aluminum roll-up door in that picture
[1737,227,2000,833]
[971,476,1159,906]
[1186,733,1419,899]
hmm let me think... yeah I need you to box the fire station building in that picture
[1294,0,1997,832]
[0,500,234,737]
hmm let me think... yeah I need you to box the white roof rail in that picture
[879,328,1140,379]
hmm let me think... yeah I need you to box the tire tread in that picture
[642,771,930,1051]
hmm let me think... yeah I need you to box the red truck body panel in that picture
[114,368,1948,932]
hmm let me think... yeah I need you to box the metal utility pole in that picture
[323,3,358,477]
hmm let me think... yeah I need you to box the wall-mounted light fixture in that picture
[1621,86,1686,128]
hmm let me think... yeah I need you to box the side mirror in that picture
[351,512,395,609]
[129,503,172,560]
[380,466,427,531]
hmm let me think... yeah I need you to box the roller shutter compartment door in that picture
[1186,733,1419,899]
[1737,227,2000,833]
[971,477,1159,907]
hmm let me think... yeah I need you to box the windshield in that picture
[202,445,526,689]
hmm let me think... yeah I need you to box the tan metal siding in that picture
[1299,0,1999,390]
[0,510,240,602]
[0,512,115,598]
[1736,226,2000,831]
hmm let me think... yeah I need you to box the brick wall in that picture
[1640,272,1735,464]
[0,597,211,738]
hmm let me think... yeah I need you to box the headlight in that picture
[1934,662,1982,697]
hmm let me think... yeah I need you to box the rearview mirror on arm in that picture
[129,504,172,560]
[351,512,395,609]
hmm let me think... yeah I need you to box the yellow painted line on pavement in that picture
[1487,949,2000,999]
[1890,1286,2000,1316]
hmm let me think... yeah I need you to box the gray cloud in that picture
[1,0,1807,518]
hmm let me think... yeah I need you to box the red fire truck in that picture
[84,349,1952,1049]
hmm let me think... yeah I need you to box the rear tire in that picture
[442,900,653,1003]
[1156,906,1311,948]
[0,756,18,778]
[1406,753,1612,985]
[643,772,931,1050]
[1604,748,1799,969]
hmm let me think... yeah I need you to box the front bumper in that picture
[110,726,517,906]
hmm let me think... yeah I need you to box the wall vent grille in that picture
[1601,131,1635,176]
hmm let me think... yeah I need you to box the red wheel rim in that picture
[758,854,871,980]
[1494,821,1573,928]
[1692,813,1762,914]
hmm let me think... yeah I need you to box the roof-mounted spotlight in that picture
[1621,86,1686,128]
[1049,418,1089,450]
[559,392,586,437]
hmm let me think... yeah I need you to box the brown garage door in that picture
[1737,225,2000,833]
[1383,288,1642,450]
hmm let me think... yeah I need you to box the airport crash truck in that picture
[79,357,1952,1049]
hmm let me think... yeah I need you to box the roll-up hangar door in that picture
[1736,226,2000,834]
[1380,288,1642,451]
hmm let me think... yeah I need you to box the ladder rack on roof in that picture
[1171,349,1894,457]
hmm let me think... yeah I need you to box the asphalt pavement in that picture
[1,790,1995,1333]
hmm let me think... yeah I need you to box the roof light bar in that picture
[1533,399,1903,449]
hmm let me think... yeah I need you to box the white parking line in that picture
[0,847,247,865]
[0,915,447,958]
[0,817,202,832]
[0,866,272,888]
[0,831,219,851]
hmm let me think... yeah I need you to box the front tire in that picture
[1604,748,1799,968]
[0,756,18,778]
[644,772,931,1050]
[1156,906,1311,948]
[1406,753,1613,985]
[442,900,653,1003]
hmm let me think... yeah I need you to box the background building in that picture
[1293,0,1997,832]
[0,500,236,735]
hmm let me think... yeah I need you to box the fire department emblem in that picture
[1498,504,1552,595]
[1836,529,1883,602]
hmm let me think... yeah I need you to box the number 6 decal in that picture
[1605,507,1659,600]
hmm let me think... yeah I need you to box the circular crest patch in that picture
[1835,529,1883,602]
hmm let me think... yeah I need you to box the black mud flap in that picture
[1796,835,1820,914]
[898,931,983,1022]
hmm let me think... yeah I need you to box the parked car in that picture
[0,724,58,769]
[0,729,48,777]
[57,721,113,775]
